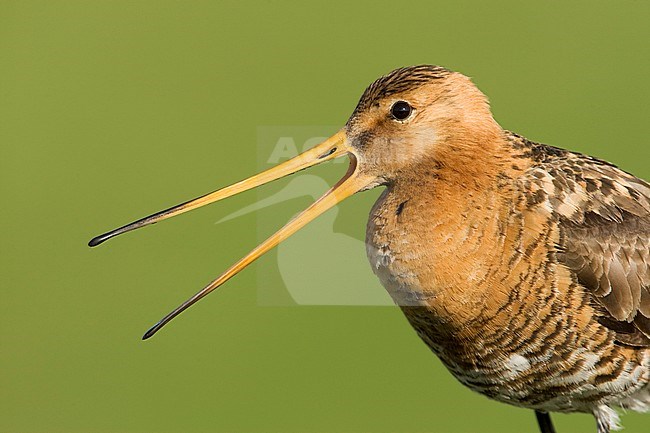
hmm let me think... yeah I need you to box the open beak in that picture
[88,129,372,339]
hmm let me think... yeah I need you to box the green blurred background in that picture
[2,1,649,432]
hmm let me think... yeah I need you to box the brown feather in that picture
[518,136,650,345]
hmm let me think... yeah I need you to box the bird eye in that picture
[390,101,412,121]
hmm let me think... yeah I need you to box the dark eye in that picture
[390,101,412,120]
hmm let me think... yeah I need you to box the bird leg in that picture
[535,411,557,433]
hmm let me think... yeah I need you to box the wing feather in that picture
[520,139,650,346]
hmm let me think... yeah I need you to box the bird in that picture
[89,65,650,433]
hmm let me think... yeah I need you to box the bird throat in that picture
[365,138,536,333]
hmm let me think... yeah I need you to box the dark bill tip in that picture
[88,233,111,247]
[142,326,158,340]
[142,315,171,340]
[142,317,168,340]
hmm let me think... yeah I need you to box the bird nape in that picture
[89,65,650,433]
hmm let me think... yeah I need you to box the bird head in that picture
[89,65,502,338]
[345,65,501,184]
